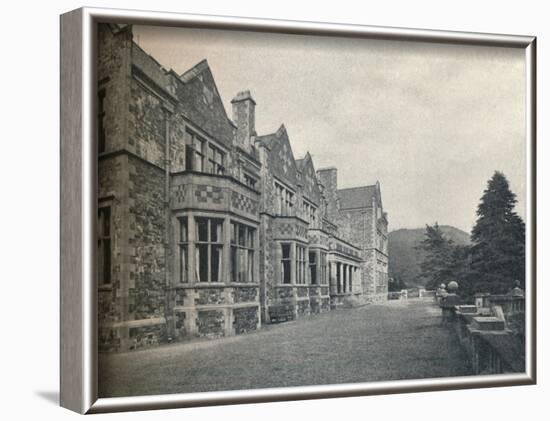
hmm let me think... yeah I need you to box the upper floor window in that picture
[98,89,106,154]
[275,182,294,216]
[244,173,257,189]
[303,200,317,225]
[185,128,225,175]
[208,143,225,175]
[97,205,111,285]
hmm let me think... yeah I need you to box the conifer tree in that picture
[470,171,525,294]
[417,223,457,290]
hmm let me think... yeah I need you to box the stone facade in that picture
[97,24,389,352]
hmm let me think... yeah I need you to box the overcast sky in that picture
[134,25,526,234]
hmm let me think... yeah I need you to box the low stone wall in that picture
[450,305,525,374]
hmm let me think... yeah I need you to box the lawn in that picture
[98,299,473,397]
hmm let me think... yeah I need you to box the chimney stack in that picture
[317,167,339,218]
[231,90,256,150]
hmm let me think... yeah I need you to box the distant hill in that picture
[388,225,470,288]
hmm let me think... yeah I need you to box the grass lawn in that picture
[98,299,473,397]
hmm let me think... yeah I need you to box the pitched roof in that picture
[175,60,235,146]
[257,125,300,188]
[298,153,321,205]
[295,157,306,169]
[337,185,378,209]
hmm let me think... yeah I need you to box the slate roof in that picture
[131,47,236,147]
[298,153,321,205]
[257,125,300,188]
[337,185,378,209]
[175,60,236,146]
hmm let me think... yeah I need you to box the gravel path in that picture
[99,299,473,397]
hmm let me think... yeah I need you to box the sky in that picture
[133,25,526,234]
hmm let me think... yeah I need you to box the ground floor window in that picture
[178,217,188,283]
[281,243,291,284]
[336,262,341,293]
[97,205,111,285]
[320,251,328,285]
[296,245,307,284]
[309,251,317,284]
[195,217,223,282]
[231,221,255,283]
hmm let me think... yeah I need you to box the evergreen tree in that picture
[417,223,458,290]
[470,171,525,294]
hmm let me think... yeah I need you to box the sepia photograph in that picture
[95,21,530,398]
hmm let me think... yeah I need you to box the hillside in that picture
[388,225,470,288]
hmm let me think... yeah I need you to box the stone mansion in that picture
[97,24,389,352]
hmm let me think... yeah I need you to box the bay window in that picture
[281,243,291,284]
[195,217,223,283]
[230,221,255,283]
[309,251,317,285]
[185,128,225,174]
[296,245,307,284]
[207,143,225,175]
[178,217,188,283]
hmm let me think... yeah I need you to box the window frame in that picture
[178,217,189,283]
[98,88,106,154]
[97,204,112,287]
[281,242,292,284]
[195,217,224,283]
[185,127,226,175]
[309,250,317,285]
[274,181,294,216]
[296,245,307,285]
[230,221,256,283]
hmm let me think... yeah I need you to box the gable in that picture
[299,154,322,206]
[176,60,235,146]
[265,126,300,189]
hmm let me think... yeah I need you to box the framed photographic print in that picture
[60,7,536,414]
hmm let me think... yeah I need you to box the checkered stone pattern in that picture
[308,233,319,244]
[195,185,223,204]
[173,184,185,205]
[231,191,259,215]
[277,222,294,238]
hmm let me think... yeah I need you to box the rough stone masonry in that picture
[97,23,389,352]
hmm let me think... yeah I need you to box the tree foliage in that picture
[416,172,526,300]
[417,223,467,291]
[470,171,525,294]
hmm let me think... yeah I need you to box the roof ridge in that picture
[180,59,209,82]
[338,185,376,192]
